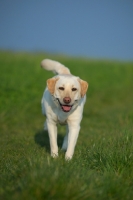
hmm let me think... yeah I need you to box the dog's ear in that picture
[79,79,89,97]
[47,77,59,95]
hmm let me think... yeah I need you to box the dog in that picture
[41,59,88,160]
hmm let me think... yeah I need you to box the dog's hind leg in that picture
[62,125,69,151]
[44,121,48,131]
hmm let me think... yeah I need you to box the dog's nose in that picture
[63,97,71,104]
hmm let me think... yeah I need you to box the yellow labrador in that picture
[41,59,88,160]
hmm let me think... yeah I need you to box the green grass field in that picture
[0,51,133,200]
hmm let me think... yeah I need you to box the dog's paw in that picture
[51,152,58,158]
[65,153,72,161]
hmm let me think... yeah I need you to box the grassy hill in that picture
[0,51,133,200]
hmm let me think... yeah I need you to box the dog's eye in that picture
[59,87,64,91]
[72,88,77,91]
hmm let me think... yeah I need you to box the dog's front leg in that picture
[47,119,58,157]
[65,122,80,160]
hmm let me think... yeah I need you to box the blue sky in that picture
[0,0,133,60]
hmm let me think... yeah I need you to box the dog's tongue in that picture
[62,105,71,112]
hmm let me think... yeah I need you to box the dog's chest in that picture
[57,112,68,125]
[58,119,67,125]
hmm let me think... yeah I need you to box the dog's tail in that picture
[41,59,71,75]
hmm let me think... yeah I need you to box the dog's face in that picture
[47,75,88,112]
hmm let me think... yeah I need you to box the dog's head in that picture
[46,75,88,112]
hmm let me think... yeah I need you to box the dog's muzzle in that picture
[57,98,73,112]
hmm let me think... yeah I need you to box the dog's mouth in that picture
[57,99,73,112]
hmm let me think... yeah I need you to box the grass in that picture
[0,51,133,200]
